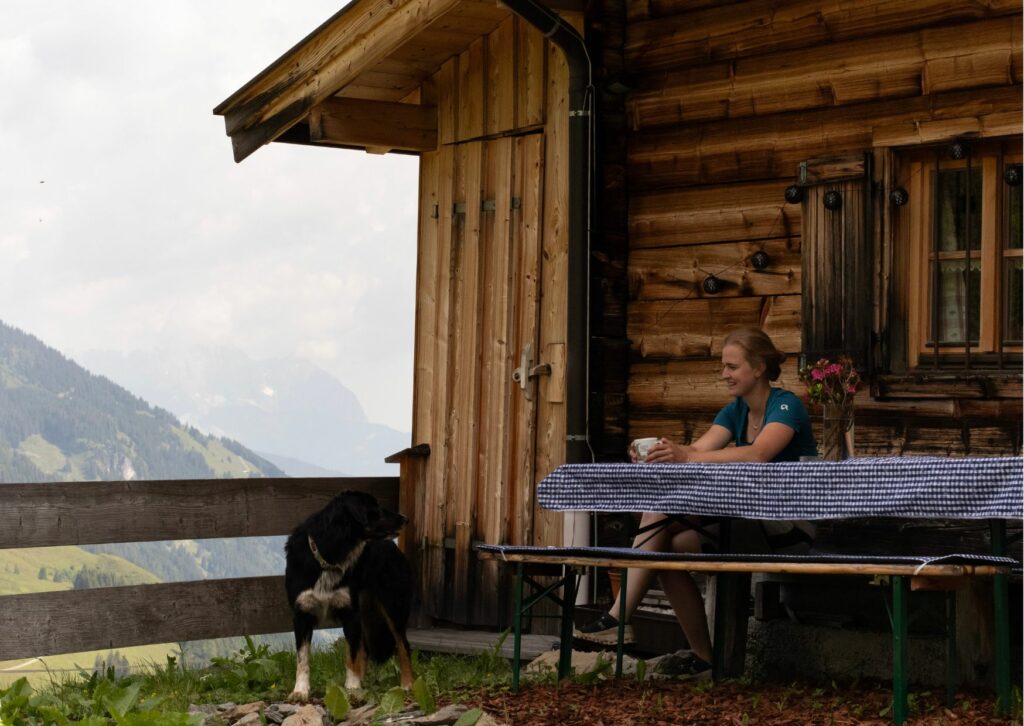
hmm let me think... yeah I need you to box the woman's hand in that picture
[627,441,639,463]
[645,438,694,463]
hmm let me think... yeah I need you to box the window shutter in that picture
[800,154,873,368]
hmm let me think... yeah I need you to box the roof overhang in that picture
[213,0,517,162]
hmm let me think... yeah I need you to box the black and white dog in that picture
[284,490,414,700]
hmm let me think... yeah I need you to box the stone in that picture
[188,704,222,726]
[266,702,302,723]
[339,703,378,725]
[411,704,468,725]
[474,714,505,726]
[525,649,638,677]
[225,702,266,720]
[281,704,330,726]
[233,713,262,726]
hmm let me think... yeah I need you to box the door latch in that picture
[511,344,551,400]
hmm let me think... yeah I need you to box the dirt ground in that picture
[476,679,1017,725]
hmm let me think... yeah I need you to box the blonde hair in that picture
[723,327,786,382]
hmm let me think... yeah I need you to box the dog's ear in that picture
[343,495,370,527]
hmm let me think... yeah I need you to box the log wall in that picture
[623,0,1023,455]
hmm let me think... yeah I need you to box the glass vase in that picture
[821,402,855,461]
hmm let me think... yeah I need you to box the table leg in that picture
[945,590,957,709]
[711,520,750,679]
[892,575,909,726]
[512,562,524,694]
[990,519,1010,717]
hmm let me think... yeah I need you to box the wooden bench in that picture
[476,543,1018,725]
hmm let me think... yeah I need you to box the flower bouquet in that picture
[798,355,862,460]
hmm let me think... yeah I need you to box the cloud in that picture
[0,1,418,430]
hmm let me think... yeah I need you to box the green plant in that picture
[0,675,197,726]
[204,636,288,693]
[377,687,406,717]
[412,676,436,714]
[453,708,482,726]
[323,685,350,721]
[574,657,613,686]
[634,658,647,683]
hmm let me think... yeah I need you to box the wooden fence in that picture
[0,477,399,662]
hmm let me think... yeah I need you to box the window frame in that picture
[898,140,1022,370]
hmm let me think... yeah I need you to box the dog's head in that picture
[322,490,407,543]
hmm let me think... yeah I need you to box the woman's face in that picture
[721,343,765,397]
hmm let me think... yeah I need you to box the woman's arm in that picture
[685,422,795,463]
[645,423,795,464]
[644,425,733,463]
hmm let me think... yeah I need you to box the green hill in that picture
[0,546,160,595]
[0,320,285,483]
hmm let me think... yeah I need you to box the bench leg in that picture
[892,575,909,726]
[945,591,957,709]
[512,562,524,693]
[558,567,578,681]
[991,519,1010,717]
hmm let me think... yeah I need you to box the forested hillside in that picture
[0,320,285,482]
[0,319,290,602]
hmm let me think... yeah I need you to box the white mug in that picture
[632,437,659,462]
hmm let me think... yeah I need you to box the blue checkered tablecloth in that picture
[537,457,1023,520]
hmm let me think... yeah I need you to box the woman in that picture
[574,327,817,677]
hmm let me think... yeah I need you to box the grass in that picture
[16,434,67,476]
[0,635,518,724]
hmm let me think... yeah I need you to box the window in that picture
[902,140,1022,369]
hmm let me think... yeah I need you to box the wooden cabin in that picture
[215,0,1022,639]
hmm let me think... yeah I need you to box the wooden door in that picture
[414,133,546,625]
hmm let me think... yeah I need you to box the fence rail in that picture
[0,477,400,662]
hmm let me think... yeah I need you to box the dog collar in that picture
[308,534,344,572]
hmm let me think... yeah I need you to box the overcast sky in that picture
[0,1,419,431]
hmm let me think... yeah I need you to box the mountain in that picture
[0,321,285,483]
[78,347,408,476]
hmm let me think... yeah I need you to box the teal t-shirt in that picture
[712,388,817,462]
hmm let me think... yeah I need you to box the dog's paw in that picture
[287,690,310,703]
[344,673,362,691]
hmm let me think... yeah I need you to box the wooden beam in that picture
[628,15,1020,130]
[630,180,800,249]
[0,477,399,550]
[625,0,1021,73]
[475,551,1011,578]
[215,0,461,162]
[309,97,437,153]
[628,85,1022,190]
[628,237,802,301]
[0,577,291,661]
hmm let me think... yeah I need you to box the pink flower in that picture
[826,363,843,376]
[811,369,825,381]
[847,385,857,394]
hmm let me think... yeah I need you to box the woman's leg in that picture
[606,512,677,621]
[658,529,712,662]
